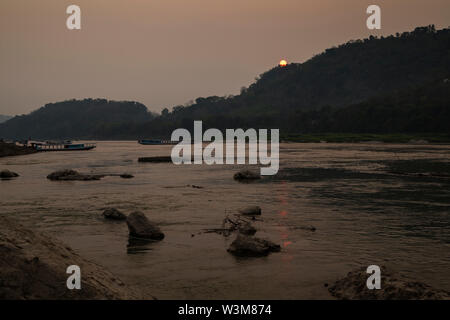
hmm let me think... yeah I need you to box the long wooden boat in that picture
[31,142,96,151]
[138,139,176,145]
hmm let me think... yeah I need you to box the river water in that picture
[1,141,449,299]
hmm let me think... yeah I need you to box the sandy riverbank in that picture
[0,216,150,299]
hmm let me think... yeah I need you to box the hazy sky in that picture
[1,0,449,115]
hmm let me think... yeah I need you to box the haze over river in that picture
[1,141,449,299]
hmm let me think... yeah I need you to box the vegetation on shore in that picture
[281,133,450,143]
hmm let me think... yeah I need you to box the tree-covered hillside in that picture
[0,25,448,140]
[157,25,449,130]
[0,99,153,139]
[0,115,12,124]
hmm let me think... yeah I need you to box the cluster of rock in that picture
[47,169,134,181]
[214,205,281,258]
[228,207,280,257]
[221,215,257,236]
[328,266,450,300]
[47,169,104,181]
[0,169,19,179]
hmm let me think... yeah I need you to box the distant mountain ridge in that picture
[0,115,12,124]
[0,25,449,140]
[0,99,154,139]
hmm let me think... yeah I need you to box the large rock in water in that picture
[227,234,280,257]
[239,206,262,216]
[126,211,165,240]
[233,170,261,182]
[328,266,450,300]
[102,208,127,220]
[0,169,19,178]
[47,169,104,181]
[0,217,146,299]
[138,156,172,163]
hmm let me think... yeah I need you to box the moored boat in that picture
[31,142,96,151]
[138,139,176,145]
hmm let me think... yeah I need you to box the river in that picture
[1,141,449,299]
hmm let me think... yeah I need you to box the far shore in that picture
[281,133,450,144]
[0,141,37,158]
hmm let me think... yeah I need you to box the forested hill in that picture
[1,25,449,140]
[0,115,12,123]
[159,25,449,125]
[0,99,154,139]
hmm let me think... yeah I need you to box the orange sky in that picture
[1,0,449,115]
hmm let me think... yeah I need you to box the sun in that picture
[279,59,288,67]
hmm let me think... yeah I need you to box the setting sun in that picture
[279,59,288,67]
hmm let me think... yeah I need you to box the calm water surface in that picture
[1,142,449,299]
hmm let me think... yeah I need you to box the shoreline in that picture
[281,133,450,144]
[0,216,150,300]
[0,141,37,158]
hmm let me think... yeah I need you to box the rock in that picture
[0,169,19,178]
[138,156,173,163]
[233,170,261,182]
[0,216,146,299]
[239,206,262,216]
[238,223,257,236]
[227,234,280,257]
[47,169,104,181]
[102,208,127,220]
[126,211,165,240]
[329,266,450,300]
[120,174,134,179]
[295,225,317,232]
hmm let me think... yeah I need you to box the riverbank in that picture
[0,141,37,158]
[0,216,149,299]
[281,133,450,143]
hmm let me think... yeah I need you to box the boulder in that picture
[233,170,261,182]
[238,223,257,236]
[138,156,173,163]
[120,174,134,179]
[296,225,316,232]
[239,206,262,216]
[102,208,127,220]
[227,234,280,257]
[0,169,19,178]
[126,211,165,240]
[329,266,450,300]
[47,169,104,181]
